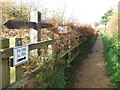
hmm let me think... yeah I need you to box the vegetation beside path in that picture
[101,33,120,88]
[65,34,98,88]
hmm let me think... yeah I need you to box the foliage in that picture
[0,1,30,23]
[0,1,38,44]
[0,1,96,88]
[100,8,113,25]
[65,34,97,87]
[34,26,96,88]
[106,11,118,37]
[101,33,120,88]
[36,58,66,88]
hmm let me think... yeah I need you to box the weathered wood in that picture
[1,38,64,58]
[0,37,10,89]
[47,36,53,58]
[9,38,16,84]
[37,11,41,55]
[59,43,80,58]
[4,20,53,30]
[0,37,2,89]
[7,42,81,88]
[9,38,23,82]
[8,64,47,88]
[0,36,81,88]
[16,65,23,81]
[68,37,72,60]
[30,11,39,57]
[9,77,29,88]
[4,20,35,29]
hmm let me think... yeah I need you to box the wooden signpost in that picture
[0,11,53,89]
[4,20,53,30]
[4,11,53,56]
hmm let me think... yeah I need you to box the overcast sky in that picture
[3,0,119,24]
[38,0,119,24]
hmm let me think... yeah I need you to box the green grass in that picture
[101,33,120,88]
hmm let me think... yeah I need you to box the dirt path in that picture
[72,34,110,88]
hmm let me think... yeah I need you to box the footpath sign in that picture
[13,45,28,67]
[16,38,22,46]
[58,26,68,33]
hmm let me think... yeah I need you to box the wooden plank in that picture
[0,37,10,89]
[8,64,47,88]
[16,65,23,81]
[9,38,23,82]
[4,20,36,29]
[59,43,80,58]
[1,38,64,58]
[9,77,29,88]
[9,38,16,84]
[4,20,53,30]
[0,37,2,89]
[5,36,84,88]
[7,42,81,89]
[37,11,41,55]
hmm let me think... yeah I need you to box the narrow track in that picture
[72,34,110,88]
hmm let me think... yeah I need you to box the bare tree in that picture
[94,22,99,29]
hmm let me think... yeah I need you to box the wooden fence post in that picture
[48,33,54,58]
[0,37,10,89]
[9,38,23,82]
[9,38,16,84]
[0,8,2,90]
[37,11,41,55]
[68,37,71,60]
[77,36,80,52]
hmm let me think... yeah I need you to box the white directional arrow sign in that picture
[13,45,28,67]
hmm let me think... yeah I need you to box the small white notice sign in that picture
[58,26,68,33]
[13,45,28,67]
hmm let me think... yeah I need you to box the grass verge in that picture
[101,33,120,88]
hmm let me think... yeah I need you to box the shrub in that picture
[101,33,120,88]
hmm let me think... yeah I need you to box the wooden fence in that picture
[0,34,84,89]
[0,11,87,89]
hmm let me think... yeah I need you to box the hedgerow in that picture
[101,33,120,88]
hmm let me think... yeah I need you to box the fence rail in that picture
[1,37,68,58]
[0,35,83,89]
[0,11,90,89]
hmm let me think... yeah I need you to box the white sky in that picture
[2,0,119,24]
[38,0,119,24]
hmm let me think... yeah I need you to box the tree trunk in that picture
[104,24,107,33]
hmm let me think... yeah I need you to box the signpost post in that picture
[9,37,23,83]
[4,11,53,56]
